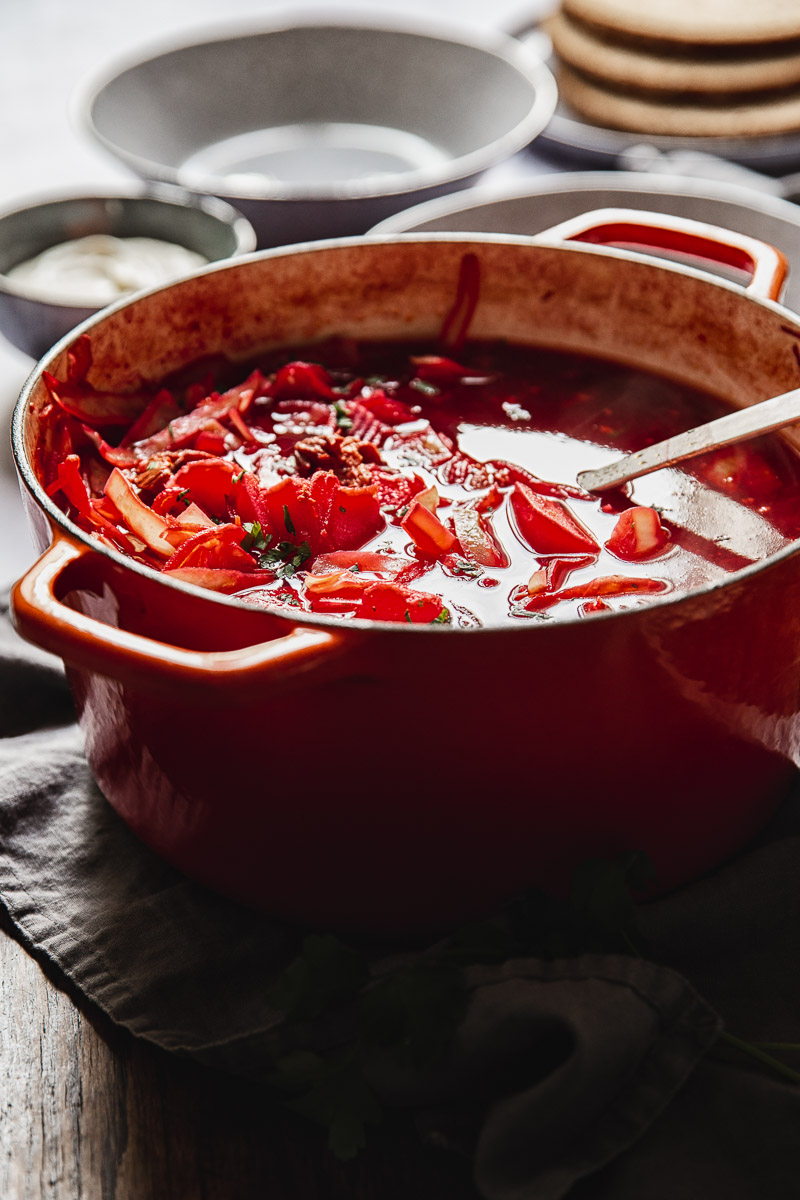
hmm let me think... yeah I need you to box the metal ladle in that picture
[576,387,800,493]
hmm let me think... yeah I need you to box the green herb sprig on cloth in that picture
[264,851,800,1161]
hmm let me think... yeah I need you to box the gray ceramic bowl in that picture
[77,16,557,247]
[371,170,800,313]
[0,186,256,360]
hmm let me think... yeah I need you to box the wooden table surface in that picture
[0,904,480,1199]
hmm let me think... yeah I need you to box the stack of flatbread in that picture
[544,0,800,138]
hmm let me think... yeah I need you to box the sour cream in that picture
[6,234,207,306]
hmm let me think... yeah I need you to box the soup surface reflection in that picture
[39,337,800,627]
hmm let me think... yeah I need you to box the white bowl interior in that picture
[84,23,549,199]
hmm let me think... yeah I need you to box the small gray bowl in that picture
[77,15,557,247]
[0,186,257,359]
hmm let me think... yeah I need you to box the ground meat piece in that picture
[294,433,381,486]
[133,449,212,496]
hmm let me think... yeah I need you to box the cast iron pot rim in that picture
[75,12,557,204]
[13,230,800,638]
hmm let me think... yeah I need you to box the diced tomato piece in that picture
[475,485,504,514]
[357,390,416,425]
[225,407,254,444]
[392,557,434,587]
[581,598,611,614]
[524,575,669,612]
[410,355,471,384]
[80,426,139,468]
[308,471,385,551]
[120,389,182,447]
[303,570,372,600]
[219,369,271,413]
[261,475,322,552]
[510,482,599,556]
[66,334,93,382]
[330,486,386,550]
[310,550,408,576]
[271,361,337,400]
[372,468,427,514]
[175,501,215,526]
[86,503,138,555]
[354,581,449,624]
[401,500,456,557]
[413,484,440,513]
[193,427,230,455]
[452,504,509,568]
[604,506,670,561]
[163,502,217,547]
[104,469,175,558]
[527,556,594,595]
[172,459,248,520]
[45,454,92,519]
[163,566,275,594]
[152,486,187,517]
[163,523,257,572]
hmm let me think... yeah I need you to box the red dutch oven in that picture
[11,212,800,932]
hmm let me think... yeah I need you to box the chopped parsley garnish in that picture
[267,540,312,578]
[283,505,296,536]
[240,521,271,555]
[349,563,361,573]
[404,610,412,623]
[333,400,353,432]
[409,379,440,397]
[431,608,451,625]
[233,469,245,484]
[241,521,311,577]
[176,488,190,506]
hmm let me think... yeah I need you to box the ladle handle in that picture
[540,208,788,301]
[577,386,800,493]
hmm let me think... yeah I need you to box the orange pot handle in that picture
[11,532,349,696]
[538,207,788,302]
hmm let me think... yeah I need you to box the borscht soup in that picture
[38,334,800,628]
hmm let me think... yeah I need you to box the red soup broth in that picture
[39,336,800,629]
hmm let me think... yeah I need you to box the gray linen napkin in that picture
[2,593,799,1199]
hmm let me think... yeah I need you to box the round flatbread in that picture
[556,63,800,137]
[562,0,800,48]
[545,11,800,94]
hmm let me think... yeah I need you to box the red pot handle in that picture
[539,207,788,302]
[11,532,349,696]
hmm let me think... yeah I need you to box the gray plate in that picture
[77,16,556,248]
[371,170,800,313]
[510,28,800,174]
